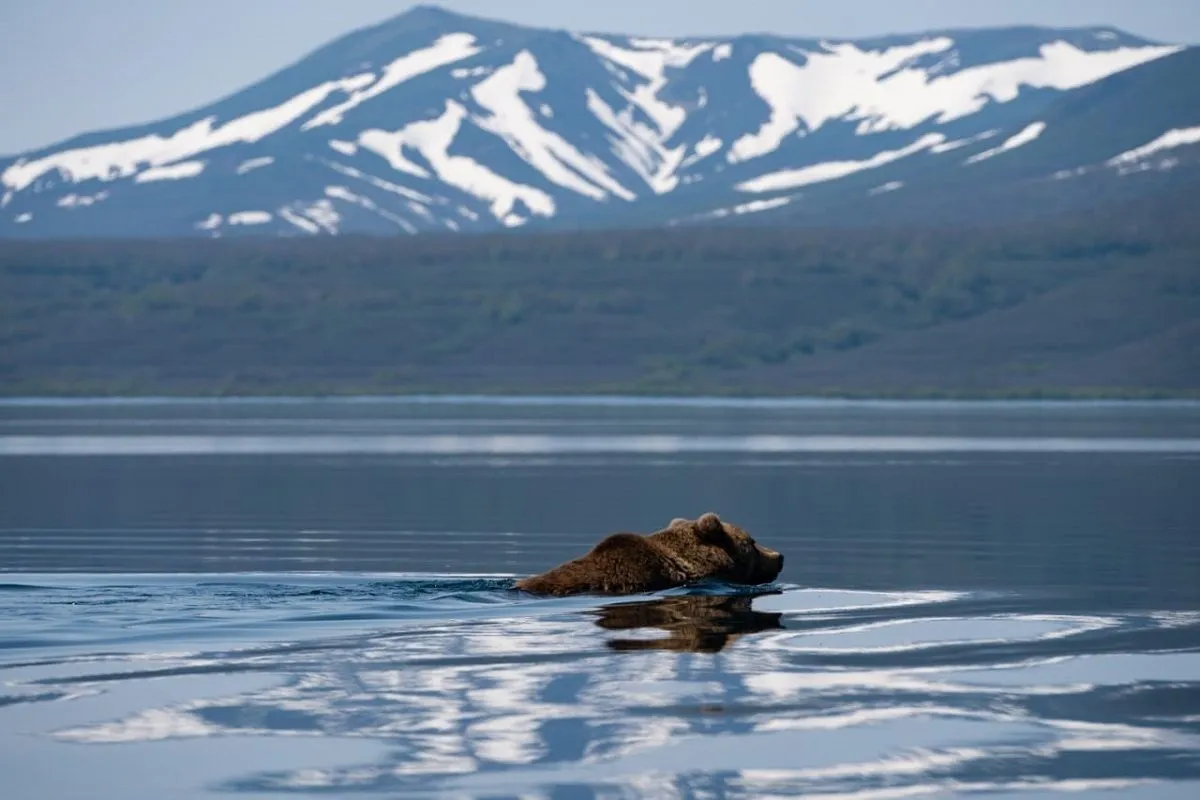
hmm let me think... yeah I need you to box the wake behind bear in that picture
[515,513,784,596]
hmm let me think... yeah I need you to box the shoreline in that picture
[2,391,1199,407]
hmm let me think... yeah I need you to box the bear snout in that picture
[757,547,784,581]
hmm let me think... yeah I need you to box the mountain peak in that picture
[1,11,1192,240]
[381,3,521,33]
[396,4,461,23]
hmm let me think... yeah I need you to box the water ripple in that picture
[1,576,1198,798]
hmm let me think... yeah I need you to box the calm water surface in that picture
[1,398,1198,798]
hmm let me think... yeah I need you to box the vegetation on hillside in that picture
[2,191,1198,398]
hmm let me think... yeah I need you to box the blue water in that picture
[2,399,1199,798]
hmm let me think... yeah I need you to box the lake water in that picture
[1,397,1199,799]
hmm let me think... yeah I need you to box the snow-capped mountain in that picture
[1,5,1195,238]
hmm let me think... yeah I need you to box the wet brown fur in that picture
[514,513,784,596]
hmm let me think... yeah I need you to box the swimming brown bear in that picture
[514,513,784,596]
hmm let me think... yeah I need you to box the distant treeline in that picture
[2,193,1199,398]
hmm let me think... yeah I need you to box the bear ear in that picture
[696,512,726,542]
[669,518,690,528]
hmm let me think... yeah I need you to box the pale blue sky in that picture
[1,0,1196,155]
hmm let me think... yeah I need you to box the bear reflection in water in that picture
[592,593,784,653]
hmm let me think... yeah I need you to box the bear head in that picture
[655,512,784,586]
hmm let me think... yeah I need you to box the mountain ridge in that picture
[327,6,1173,48]
[2,5,1194,238]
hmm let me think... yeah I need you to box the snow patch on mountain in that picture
[729,196,793,215]
[452,66,492,79]
[586,89,682,194]
[953,40,1182,104]
[729,38,954,163]
[728,38,1178,165]
[135,160,206,183]
[931,130,998,153]
[739,133,945,192]
[358,100,555,225]
[56,191,109,208]
[195,213,222,231]
[236,157,275,175]
[1107,126,1200,166]
[581,36,711,139]
[322,160,431,203]
[1051,167,1088,180]
[2,72,375,192]
[1114,157,1182,176]
[578,34,717,196]
[698,195,794,221]
[682,135,723,168]
[964,122,1046,164]
[325,185,417,233]
[357,126,431,178]
[470,51,635,202]
[324,186,365,203]
[287,199,340,234]
[228,211,272,225]
[278,207,320,234]
[1044,125,1200,179]
[869,181,904,195]
[303,33,483,129]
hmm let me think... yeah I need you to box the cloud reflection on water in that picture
[0,581,1193,798]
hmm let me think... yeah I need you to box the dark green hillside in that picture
[2,189,1198,398]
